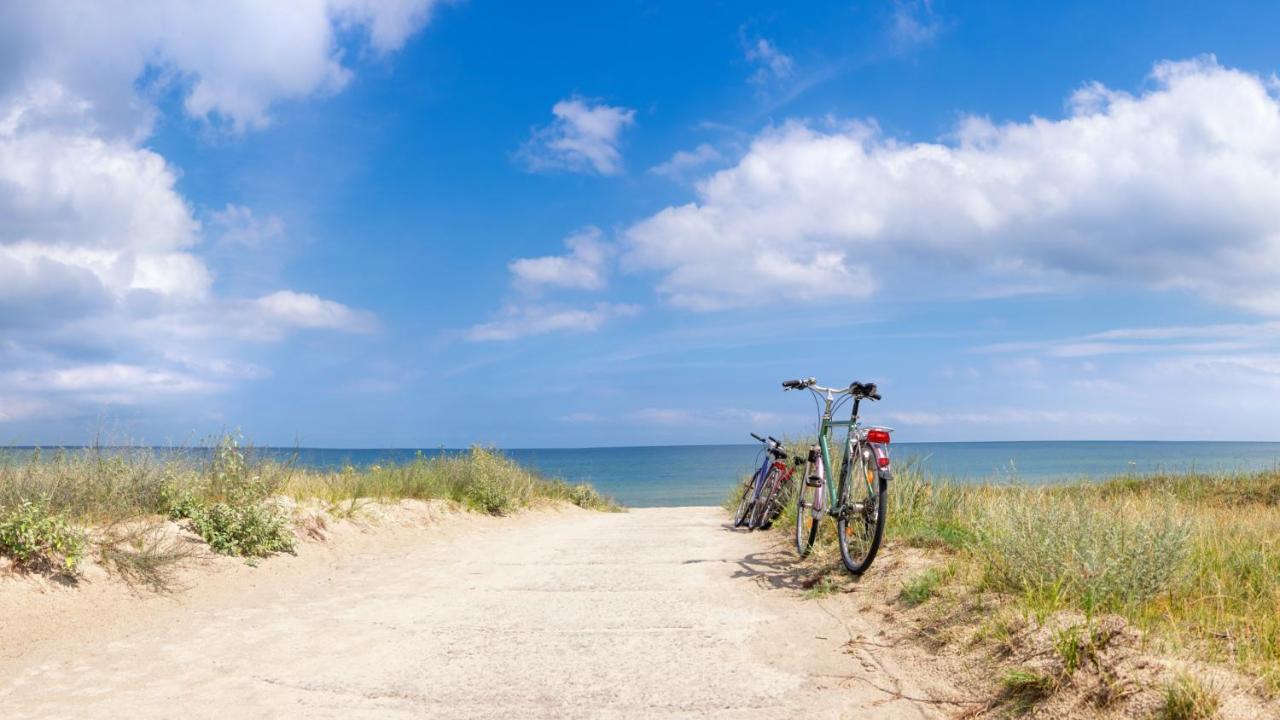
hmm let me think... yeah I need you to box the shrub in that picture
[0,500,87,573]
[164,437,296,558]
[972,493,1190,613]
[180,500,295,558]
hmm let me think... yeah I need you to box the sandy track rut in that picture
[0,507,951,719]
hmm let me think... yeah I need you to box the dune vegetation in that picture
[0,437,617,583]
[737,449,1280,699]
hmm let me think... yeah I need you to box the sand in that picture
[0,506,961,719]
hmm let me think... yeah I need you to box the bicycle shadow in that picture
[721,524,864,593]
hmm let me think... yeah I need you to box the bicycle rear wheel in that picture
[836,446,887,574]
[732,470,759,528]
[749,466,782,529]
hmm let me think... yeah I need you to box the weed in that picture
[96,522,195,592]
[999,667,1055,714]
[1159,674,1221,720]
[0,500,87,573]
[900,567,947,606]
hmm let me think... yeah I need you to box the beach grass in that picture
[736,451,1280,690]
[0,438,618,573]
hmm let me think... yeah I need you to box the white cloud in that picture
[978,320,1280,357]
[211,204,286,247]
[624,58,1280,314]
[0,396,47,423]
[465,303,640,342]
[509,227,611,291]
[252,291,376,334]
[518,97,636,175]
[0,3,425,420]
[6,364,216,397]
[886,408,1133,427]
[744,37,794,84]
[650,143,722,178]
[890,0,943,48]
[0,1,442,133]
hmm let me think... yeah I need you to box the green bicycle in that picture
[782,377,892,575]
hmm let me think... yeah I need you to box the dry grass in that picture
[1,438,617,579]
[739,455,1280,691]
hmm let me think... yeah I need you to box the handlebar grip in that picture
[768,436,781,446]
[781,379,802,389]
[870,392,882,401]
[750,432,764,442]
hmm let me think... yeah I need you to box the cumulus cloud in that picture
[0,0,442,133]
[518,97,636,175]
[465,303,640,342]
[0,3,428,421]
[624,58,1280,313]
[509,227,611,291]
[252,290,376,334]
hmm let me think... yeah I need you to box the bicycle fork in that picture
[802,445,825,518]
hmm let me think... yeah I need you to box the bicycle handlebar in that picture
[782,377,882,400]
[749,432,764,442]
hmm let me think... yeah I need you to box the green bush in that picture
[180,500,295,558]
[163,437,296,558]
[0,500,87,573]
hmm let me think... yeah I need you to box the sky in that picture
[4,1,1280,448]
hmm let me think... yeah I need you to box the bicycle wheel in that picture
[794,467,820,556]
[836,445,887,574]
[758,471,791,530]
[732,470,759,528]
[749,466,782,529]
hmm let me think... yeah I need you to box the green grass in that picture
[999,667,1056,714]
[0,437,618,574]
[1159,674,1221,720]
[899,567,948,606]
[735,453,1280,690]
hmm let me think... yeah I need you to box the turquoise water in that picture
[7,442,1280,507]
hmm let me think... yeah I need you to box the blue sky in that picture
[4,1,1280,447]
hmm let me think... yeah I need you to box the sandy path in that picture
[0,507,955,719]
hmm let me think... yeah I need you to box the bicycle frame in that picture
[804,385,889,518]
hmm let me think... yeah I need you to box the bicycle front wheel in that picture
[732,470,759,528]
[794,477,820,557]
[836,446,887,574]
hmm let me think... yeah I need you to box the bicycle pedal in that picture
[805,477,822,487]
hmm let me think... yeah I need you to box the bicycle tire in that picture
[759,474,791,530]
[749,466,782,529]
[836,446,887,574]
[732,470,759,528]
[794,478,820,557]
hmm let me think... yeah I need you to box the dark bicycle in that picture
[733,433,799,530]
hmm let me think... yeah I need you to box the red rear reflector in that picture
[867,429,891,444]
[878,456,890,468]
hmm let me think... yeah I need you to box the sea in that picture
[13,441,1269,508]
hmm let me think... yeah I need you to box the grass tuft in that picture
[899,567,947,606]
[999,667,1056,714]
[1159,673,1221,720]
